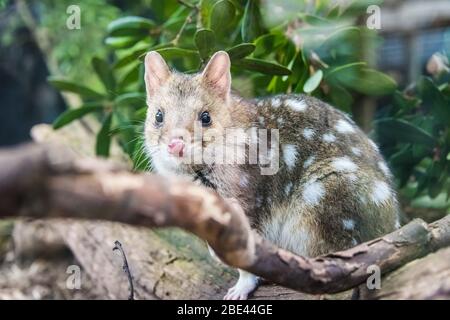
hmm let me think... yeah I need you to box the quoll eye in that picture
[155,109,164,124]
[200,111,212,127]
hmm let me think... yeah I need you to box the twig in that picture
[177,0,198,10]
[172,10,196,46]
[113,240,134,300]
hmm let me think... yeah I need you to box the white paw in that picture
[223,271,259,300]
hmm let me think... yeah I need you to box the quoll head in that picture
[144,51,242,176]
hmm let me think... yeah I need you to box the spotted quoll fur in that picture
[143,51,400,300]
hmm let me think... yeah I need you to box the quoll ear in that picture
[202,51,231,100]
[144,51,171,96]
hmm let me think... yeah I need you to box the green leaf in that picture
[96,113,113,157]
[53,104,104,130]
[162,6,189,28]
[200,0,216,28]
[194,29,216,60]
[375,118,436,146]
[300,13,330,26]
[114,92,146,108]
[303,69,323,93]
[232,58,291,75]
[114,48,148,69]
[105,36,144,49]
[337,68,397,96]
[267,76,289,94]
[324,62,366,82]
[209,0,236,35]
[253,33,287,58]
[241,0,264,42]
[226,43,255,60]
[291,50,309,92]
[117,64,140,90]
[418,77,450,122]
[316,26,361,60]
[327,5,341,19]
[114,43,174,70]
[328,84,353,112]
[92,57,116,94]
[48,78,104,99]
[154,47,200,61]
[107,16,155,37]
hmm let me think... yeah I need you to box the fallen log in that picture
[1,143,449,296]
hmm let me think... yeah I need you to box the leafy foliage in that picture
[375,69,450,211]
[50,0,398,172]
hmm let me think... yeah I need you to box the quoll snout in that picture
[168,138,185,157]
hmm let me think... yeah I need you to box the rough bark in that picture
[360,247,450,299]
[1,143,450,297]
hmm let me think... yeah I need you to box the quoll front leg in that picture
[208,197,261,299]
[207,245,260,300]
[224,269,260,300]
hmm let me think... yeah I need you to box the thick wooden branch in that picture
[1,143,449,294]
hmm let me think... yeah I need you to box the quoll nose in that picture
[167,138,185,157]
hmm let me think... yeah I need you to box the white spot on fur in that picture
[370,180,392,206]
[288,99,307,112]
[258,116,265,126]
[378,161,391,176]
[303,156,315,168]
[239,175,249,188]
[282,144,298,170]
[302,179,325,206]
[322,133,336,143]
[368,139,379,152]
[332,156,358,172]
[284,182,293,195]
[302,128,315,140]
[347,173,358,182]
[277,117,284,126]
[351,238,358,246]
[335,119,355,133]
[343,219,355,230]
[272,98,282,108]
[257,100,264,107]
[351,147,362,156]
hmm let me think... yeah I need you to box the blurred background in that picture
[0,0,449,243]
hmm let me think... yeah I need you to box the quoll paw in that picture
[223,271,259,300]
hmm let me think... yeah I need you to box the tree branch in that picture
[1,143,449,294]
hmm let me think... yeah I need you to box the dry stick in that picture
[1,143,449,294]
[113,240,134,300]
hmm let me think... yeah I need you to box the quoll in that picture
[143,51,400,300]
